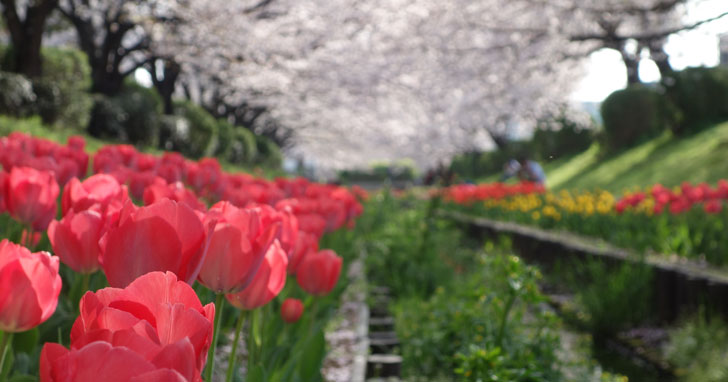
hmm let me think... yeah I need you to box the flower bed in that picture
[0,132,365,381]
[445,181,728,265]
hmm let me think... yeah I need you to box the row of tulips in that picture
[0,132,364,381]
[445,181,728,265]
[443,182,545,205]
[615,181,728,215]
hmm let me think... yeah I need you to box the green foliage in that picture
[88,82,162,146]
[33,47,92,130]
[213,119,234,157]
[665,313,728,382]
[172,100,218,158]
[228,127,258,165]
[339,162,417,183]
[666,66,728,135]
[566,260,653,336]
[362,194,476,298]
[395,254,561,381]
[0,45,92,130]
[601,85,676,151]
[532,112,594,159]
[0,71,36,117]
[254,135,282,168]
[0,116,44,136]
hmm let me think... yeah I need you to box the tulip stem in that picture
[247,309,258,367]
[205,293,225,382]
[225,311,247,382]
[81,273,90,295]
[0,331,13,381]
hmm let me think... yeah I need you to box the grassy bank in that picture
[547,122,728,192]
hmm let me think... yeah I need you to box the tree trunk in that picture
[649,41,673,81]
[151,59,181,114]
[0,0,58,78]
[621,50,641,85]
[91,67,125,95]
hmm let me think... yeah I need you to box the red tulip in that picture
[41,340,198,382]
[288,231,318,275]
[4,167,59,231]
[197,202,280,293]
[296,249,342,296]
[704,199,722,214]
[68,271,215,377]
[0,170,6,213]
[0,239,62,332]
[100,199,213,287]
[48,209,105,274]
[143,177,206,211]
[280,298,304,323]
[226,240,288,310]
[61,174,128,215]
[251,204,298,257]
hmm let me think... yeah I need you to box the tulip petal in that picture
[102,217,183,288]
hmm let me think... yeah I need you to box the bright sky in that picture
[571,0,728,102]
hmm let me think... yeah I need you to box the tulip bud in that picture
[296,249,342,296]
[281,298,304,323]
[4,167,59,231]
[48,209,105,274]
[226,240,288,310]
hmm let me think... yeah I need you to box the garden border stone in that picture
[441,210,728,322]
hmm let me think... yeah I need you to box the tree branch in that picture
[571,10,728,43]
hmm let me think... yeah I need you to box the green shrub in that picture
[665,312,728,382]
[0,45,92,129]
[532,111,594,159]
[88,82,161,146]
[213,119,234,158]
[0,71,36,117]
[87,94,126,140]
[172,100,218,158]
[568,260,654,336]
[254,134,282,168]
[601,86,675,151]
[666,67,728,135]
[33,47,92,130]
[395,254,561,381]
[228,127,258,164]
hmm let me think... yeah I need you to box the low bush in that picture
[395,253,561,381]
[254,134,282,168]
[568,260,654,336]
[666,67,728,135]
[33,47,92,130]
[665,312,728,382]
[172,100,218,158]
[0,45,92,130]
[229,127,258,165]
[601,85,676,151]
[532,110,594,159]
[0,71,36,117]
[88,82,161,146]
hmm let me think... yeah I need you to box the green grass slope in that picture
[546,121,728,192]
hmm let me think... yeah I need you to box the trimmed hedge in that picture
[254,134,282,168]
[171,100,218,159]
[666,66,728,135]
[600,85,675,151]
[88,82,162,146]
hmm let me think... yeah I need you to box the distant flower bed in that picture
[445,181,728,265]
